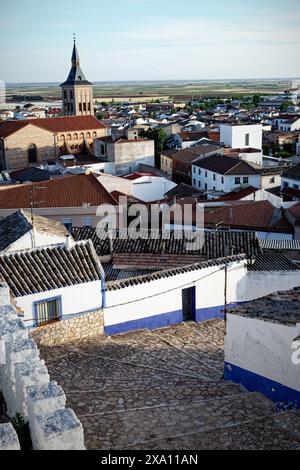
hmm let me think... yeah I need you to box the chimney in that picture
[65,234,72,250]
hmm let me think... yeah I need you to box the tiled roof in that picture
[173,145,221,164]
[164,183,203,198]
[0,240,102,297]
[179,131,210,142]
[282,187,300,199]
[204,201,293,233]
[106,255,246,290]
[213,186,257,202]
[123,172,159,181]
[258,238,300,251]
[288,202,300,219]
[0,174,117,209]
[192,155,259,175]
[0,116,106,138]
[247,251,299,272]
[9,167,54,183]
[102,262,157,282]
[71,228,260,258]
[282,165,300,181]
[0,210,68,252]
[229,287,300,324]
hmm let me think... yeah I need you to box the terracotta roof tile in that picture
[0,116,106,138]
[0,174,116,209]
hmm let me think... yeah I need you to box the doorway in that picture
[182,287,196,322]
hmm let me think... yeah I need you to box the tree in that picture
[96,112,106,120]
[280,101,294,112]
[23,103,33,109]
[252,94,260,105]
[142,128,167,168]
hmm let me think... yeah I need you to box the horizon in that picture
[1,0,300,83]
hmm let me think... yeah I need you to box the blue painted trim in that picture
[224,362,300,410]
[105,310,183,336]
[195,303,239,322]
[104,302,241,336]
[33,295,62,327]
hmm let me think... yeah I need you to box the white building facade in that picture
[220,124,263,150]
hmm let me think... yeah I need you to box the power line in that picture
[106,264,228,310]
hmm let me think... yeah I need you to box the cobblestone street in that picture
[39,320,300,450]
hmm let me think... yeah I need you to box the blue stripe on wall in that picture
[104,302,239,336]
[224,362,300,410]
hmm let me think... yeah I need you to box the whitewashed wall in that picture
[104,260,247,334]
[15,281,102,328]
[224,313,300,404]
[104,264,300,335]
[2,230,67,254]
[220,124,262,149]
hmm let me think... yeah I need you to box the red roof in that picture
[288,202,300,219]
[0,174,116,209]
[123,172,159,180]
[179,131,209,142]
[0,116,106,138]
[214,186,258,201]
[204,201,293,232]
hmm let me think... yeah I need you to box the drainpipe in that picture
[101,269,106,309]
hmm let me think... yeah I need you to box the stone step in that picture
[78,391,275,450]
[111,329,221,381]
[129,412,300,450]
[65,381,244,416]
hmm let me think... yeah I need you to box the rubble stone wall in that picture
[30,310,104,346]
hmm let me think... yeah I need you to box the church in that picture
[0,40,108,171]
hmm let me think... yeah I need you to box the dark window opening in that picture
[35,297,61,327]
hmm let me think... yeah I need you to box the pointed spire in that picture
[71,33,80,67]
[60,36,93,87]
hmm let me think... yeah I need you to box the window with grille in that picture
[34,297,61,326]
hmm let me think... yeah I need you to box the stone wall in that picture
[30,310,104,347]
[0,285,85,450]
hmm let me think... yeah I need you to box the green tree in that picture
[252,94,260,105]
[96,112,106,120]
[142,128,167,168]
[280,101,294,112]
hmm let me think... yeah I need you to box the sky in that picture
[0,0,300,83]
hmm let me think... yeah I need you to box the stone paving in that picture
[39,320,300,450]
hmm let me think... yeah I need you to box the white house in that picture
[0,210,69,254]
[220,123,263,150]
[275,116,300,132]
[123,173,177,202]
[0,240,104,328]
[191,154,261,193]
[224,287,300,409]
[103,252,300,336]
[281,165,300,191]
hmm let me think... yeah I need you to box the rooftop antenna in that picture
[73,32,76,44]
[29,186,47,249]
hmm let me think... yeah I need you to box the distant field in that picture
[5,79,293,101]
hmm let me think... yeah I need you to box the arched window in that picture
[93,131,97,138]
[66,134,71,141]
[79,132,84,140]
[86,132,91,138]
[73,133,78,140]
[28,144,38,163]
[60,134,65,141]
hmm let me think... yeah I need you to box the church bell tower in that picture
[60,36,94,116]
